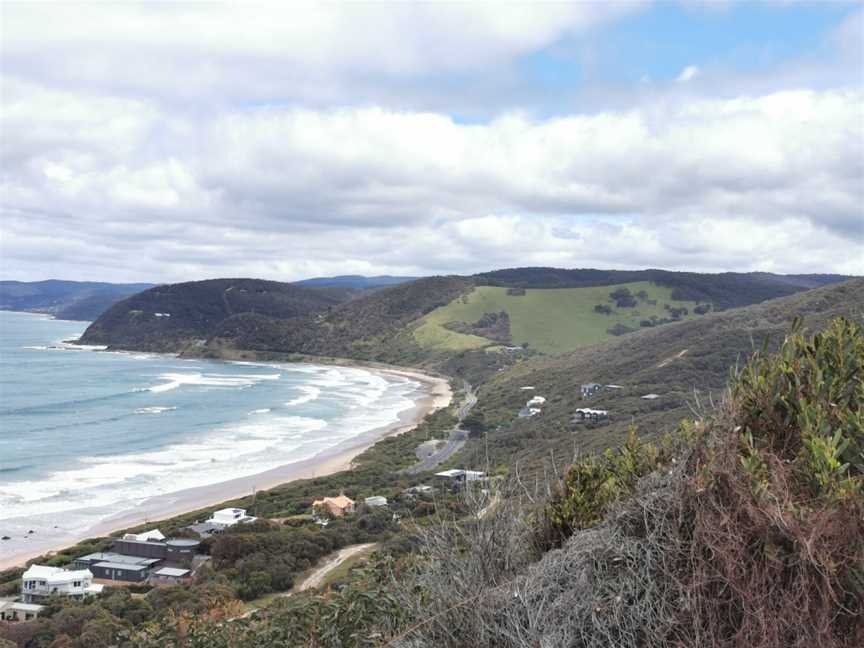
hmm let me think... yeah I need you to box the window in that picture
[73,581,81,587]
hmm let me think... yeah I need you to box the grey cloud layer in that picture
[0,2,862,282]
[2,85,862,282]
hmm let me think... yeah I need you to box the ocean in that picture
[0,310,421,561]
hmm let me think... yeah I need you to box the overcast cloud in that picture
[1,1,862,283]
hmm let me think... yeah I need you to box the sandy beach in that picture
[0,365,451,571]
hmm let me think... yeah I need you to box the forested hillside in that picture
[79,279,356,352]
[0,280,153,321]
[80,269,854,363]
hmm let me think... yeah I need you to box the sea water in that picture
[0,310,421,559]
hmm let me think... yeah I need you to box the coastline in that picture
[0,364,452,572]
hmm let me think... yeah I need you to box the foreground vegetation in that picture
[5,314,856,647]
[3,279,861,647]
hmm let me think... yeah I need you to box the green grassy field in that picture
[413,282,703,354]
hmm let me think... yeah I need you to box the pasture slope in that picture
[413,281,703,354]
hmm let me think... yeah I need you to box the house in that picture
[88,561,151,583]
[122,528,165,542]
[205,508,258,527]
[403,484,434,498]
[641,393,660,400]
[74,552,162,583]
[518,407,541,418]
[527,396,546,406]
[111,537,168,560]
[572,408,609,422]
[605,384,624,390]
[364,496,388,508]
[21,565,103,603]
[0,601,44,622]
[150,567,192,586]
[520,386,535,391]
[77,554,159,583]
[313,495,355,517]
[581,383,602,398]
[435,469,486,483]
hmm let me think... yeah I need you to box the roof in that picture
[582,383,601,388]
[22,565,92,582]
[574,408,608,416]
[93,561,150,571]
[153,567,191,577]
[79,552,158,566]
[641,393,660,399]
[123,528,165,542]
[435,469,465,478]
[0,601,44,612]
[316,495,354,508]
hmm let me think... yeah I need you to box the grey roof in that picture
[93,561,150,571]
[79,552,158,566]
[153,567,190,577]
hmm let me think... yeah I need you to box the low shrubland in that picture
[390,317,864,648]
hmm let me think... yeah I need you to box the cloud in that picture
[0,2,648,108]
[0,2,861,283]
[1,79,861,282]
[676,65,701,82]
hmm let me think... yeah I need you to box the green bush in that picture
[733,316,863,498]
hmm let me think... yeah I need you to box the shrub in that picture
[594,304,613,315]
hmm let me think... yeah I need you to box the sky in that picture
[1,0,862,284]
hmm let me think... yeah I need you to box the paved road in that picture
[402,380,476,475]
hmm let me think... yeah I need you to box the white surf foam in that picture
[134,406,177,414]
[285,385,321,406]
[0,415,328,520]
[147,372,281,393]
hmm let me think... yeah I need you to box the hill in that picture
[80,269,854,364]
[79,278,357,352]
[0,280,153,321]
[293,275,419,289]
[477,268,851,309]
[458,278,864,473]
[201,275,474,363]
[413,281,706,354]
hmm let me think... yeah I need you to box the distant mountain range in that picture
[0,276,419,322]
[78,269,855,365]
[0,280,154,321]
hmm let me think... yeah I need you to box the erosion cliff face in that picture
[78,278,355,352]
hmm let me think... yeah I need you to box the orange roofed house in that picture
[313,495,355,517]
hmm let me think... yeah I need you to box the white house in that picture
[435,469,486,482]
[21,565,103,603]
[572,408,609,422]
[122,528,165,542]
[364,496,388,508]
[205,507,257,528]
[527,396,546,407]
[0,601,44,622]
[581,383,602,398]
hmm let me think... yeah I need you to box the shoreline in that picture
[0,363,452,572]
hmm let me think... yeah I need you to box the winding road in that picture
[402,380,476,475]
